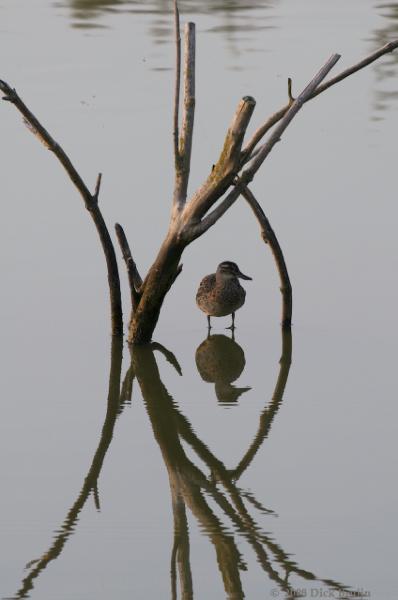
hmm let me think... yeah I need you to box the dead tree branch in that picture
[173,21,196,213]
[243,53,340,179]
[0,79,123,336]
[115,223,142,311]
[242,40,398,161]
[186,54,340,240]
[2,0,397,344]
[181,95,256,237]
[173,0,181,168]
[241,185,292,328]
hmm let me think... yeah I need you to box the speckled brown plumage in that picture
[196,261,252,328]
[196,274,246,316]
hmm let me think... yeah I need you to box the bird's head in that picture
[217,261,252,281]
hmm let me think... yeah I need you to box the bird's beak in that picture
[237,269,252,280]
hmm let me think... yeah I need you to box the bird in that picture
[196,261,252,330]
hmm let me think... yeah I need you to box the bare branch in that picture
[187,185,241,240]
[173,0,181,167]
[182,95,256,231]
[243,53,340,180]
[173,22,196,212]
[241,106,287,166]
[0,79,93,207]
[0,79,123,335]
[287,77,294,104]
[187,55,340,241]
[167,263,183,291]
[241,185,292,328]
[313,39,398,98]
[93,172,102,201]
[181,23,196,161]
[242,40,398,160]
[115,223,142,311]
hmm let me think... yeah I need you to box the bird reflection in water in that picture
[10,330,365,599]
[195,333,251,405]
[131,332,361,599]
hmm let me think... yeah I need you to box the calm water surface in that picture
[0,1,397,598]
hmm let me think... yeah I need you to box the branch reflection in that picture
[11,336,128,599]
[132,331,359,599]
[11,331,364,599]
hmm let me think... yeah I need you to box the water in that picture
[0,1,397,598]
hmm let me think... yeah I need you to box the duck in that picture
[196,261,252,329]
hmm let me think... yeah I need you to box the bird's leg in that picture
[207,315,212,331]
[226,312,236,330]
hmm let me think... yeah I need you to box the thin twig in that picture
[0,79,123,335]
[287,78,294,104]
[313,39,398,98]
[242,40,398,160]
[114,223,142,311]
[93,172,102,201]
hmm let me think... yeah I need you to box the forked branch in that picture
[3,13,397,344]
[182,95,256,235]
[0,79,123,336]
[243,53,341,179]
[187,54,340,240]
[242,40,398,161]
